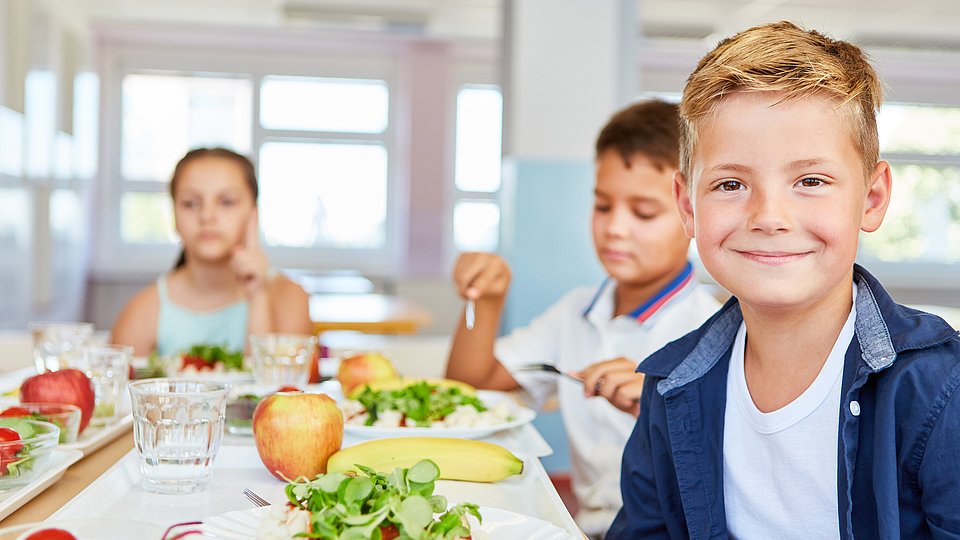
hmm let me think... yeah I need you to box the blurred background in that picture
[1,0,959,336]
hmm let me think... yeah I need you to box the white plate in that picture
[61,413,133,456]
[343,390,536,439]
[0,448,83,520]
[201,505,577,540]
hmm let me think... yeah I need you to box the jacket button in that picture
[849,401,861,417]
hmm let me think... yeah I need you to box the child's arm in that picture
[574,357,644,416]
[110,284,160,357]
[269,276,313,334]
[445,252,520,391]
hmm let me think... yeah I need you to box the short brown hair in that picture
[595,99,680,172]
[679,21,884,180]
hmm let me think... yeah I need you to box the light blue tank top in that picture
[155,275,248,356]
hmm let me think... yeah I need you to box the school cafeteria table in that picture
[2,401,585,538]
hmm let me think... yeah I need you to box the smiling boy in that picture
[607,22,960,539]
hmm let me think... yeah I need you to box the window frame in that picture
[94,41,402,276]
[447,59,502,263]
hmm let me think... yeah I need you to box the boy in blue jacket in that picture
[608,21,960,539]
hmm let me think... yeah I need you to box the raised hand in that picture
[231,208,271,297]
[453,252,512,301]
[573,357,645,417]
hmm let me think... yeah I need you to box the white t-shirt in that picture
[723,288,857,540]
[495,274,721,536]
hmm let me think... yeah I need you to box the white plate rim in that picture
[200,504,577,540]
[0,448,84,520]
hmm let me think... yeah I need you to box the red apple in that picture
[252,392,343,481]
[336,352,398,395]
[20,369,96,433]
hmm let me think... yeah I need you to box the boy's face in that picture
[592,149,690,289]
[675,91,891,312]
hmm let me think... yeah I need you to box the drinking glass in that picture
[128,379,229,494]
[83,345,132,426]
[29,322,94,373]
[249,333,318,386]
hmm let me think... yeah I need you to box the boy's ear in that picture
[861,161,893,233]
[673,171,696,238]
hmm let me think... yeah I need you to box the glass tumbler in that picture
[128,379,229,494]
[29,322,94,373]
[249,333,318,386]
[83,345,132,426]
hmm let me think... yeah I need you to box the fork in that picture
[464,299,476,330]
[243,488,271,507]
[514,363,583,384]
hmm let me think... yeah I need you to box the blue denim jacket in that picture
[608,266,960,539]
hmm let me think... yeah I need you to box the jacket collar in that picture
[639,264,957,396]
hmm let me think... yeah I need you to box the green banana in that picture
[326,437,524,482]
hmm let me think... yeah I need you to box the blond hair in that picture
[679,21,884,180]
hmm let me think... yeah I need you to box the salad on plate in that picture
[202,460,481,540]
[341,381,515,429]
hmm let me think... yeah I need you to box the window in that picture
[452,85,503,253]
[108,62,393,271]
[258,141,388,248]
[119,72,252,244]
[860,103,960,265]
[259,76,388,133]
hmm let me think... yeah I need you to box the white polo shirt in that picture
[494,264,722,536]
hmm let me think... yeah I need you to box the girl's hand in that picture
[232,209,271,297]
[573,357,645,417]
[453,252,512,301]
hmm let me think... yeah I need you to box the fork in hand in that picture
[243,488,271,508]
[514,363,583,384]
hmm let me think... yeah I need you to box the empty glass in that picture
[248,333,317,386]
[128,379,229,494]
[83,345,132,426]
[29,322,94,373]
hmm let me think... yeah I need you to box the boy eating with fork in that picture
[445,99,721,537]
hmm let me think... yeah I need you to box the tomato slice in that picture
[0,427,24,469]
[380,524,400,540]
[0,406,32,418]
[23,529,79,540]
[0,426,21,443]
[181,355,211,371]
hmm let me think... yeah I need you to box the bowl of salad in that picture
[0,403,81,444]
[0,418,60,491]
